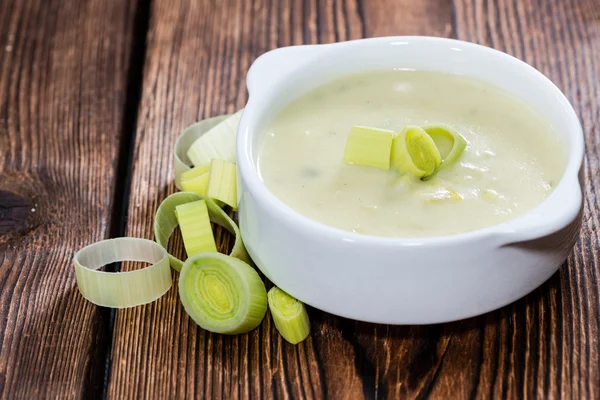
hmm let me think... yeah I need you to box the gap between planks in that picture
[82,0,154,398]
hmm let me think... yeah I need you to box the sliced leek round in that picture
[422,123,467,169]
[391,125,441,178]
[154,192,250,272]
[73,238,171,308]
[186,109,244,169]
[268,286,310,344]
[174,115,229,190]
[179,252,267,334]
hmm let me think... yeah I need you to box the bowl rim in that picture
[237,36,584,246]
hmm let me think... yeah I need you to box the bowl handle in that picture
[495,175,583,246]
[246,44,330,97]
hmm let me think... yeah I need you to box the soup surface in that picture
[257,71,565,237]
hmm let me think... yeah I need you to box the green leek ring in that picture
[422,123,467,170]
[154,192,250,272]
[391,125,442,178]
[73,238,171,308]
[179,252,267,334]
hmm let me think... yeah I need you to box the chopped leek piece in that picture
[174,115,230,190]
[268,287,310,344]
[73,238,171,308]
[179,253,267,334]
[180,163,211,195]
[344,126,394,170]
[176,200,217,256]
[207,159,238,209]
[154,192,250,271]
[186,110,244,168]
[422,123,467,169]
[391,125,441,178]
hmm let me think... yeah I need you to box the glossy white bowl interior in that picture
[236,37,584,324]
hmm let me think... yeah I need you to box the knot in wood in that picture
[0,190,30,236]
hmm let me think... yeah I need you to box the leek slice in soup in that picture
[257,70,565,238]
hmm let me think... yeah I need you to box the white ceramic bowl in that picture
[236,36,584,324]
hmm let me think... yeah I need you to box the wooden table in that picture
[1,0,599,398]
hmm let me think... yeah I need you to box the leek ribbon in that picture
[73,238,171,308]
[391,125,442,178]
[154,192,250,272]
[185,109,244,173]
[422,123,467,169]
[174,115,229,190]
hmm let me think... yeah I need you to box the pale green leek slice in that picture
[344,126,394,170]
[391,125,441,178]
[267,287,310,344]
[186,110,244,168]
[422,124,467,169]
[179,252,267,334]
[180,163,211,195]
[154,192,250,271]
[73,238,171,308]
[174,115,230,190]
[176,200,217,256]
[207,159,238,209]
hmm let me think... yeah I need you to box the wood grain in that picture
[107,0,600,398]
[2,0,599,398]
[105,0,452,398]
[0,0,136,397]
[450,2,600,398]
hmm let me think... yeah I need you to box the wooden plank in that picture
[449,0,600,398]
[108,0,600,399]
[0,0,136,397]
[107,1,454,398]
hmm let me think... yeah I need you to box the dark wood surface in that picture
[1,0,599,398]
[0,0,138,398]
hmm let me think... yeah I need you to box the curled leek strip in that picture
[73,238,172,308]
[422,123,467,170]
[186,109,244,170]
[268,287,310,344]
[179,252,267,334]
[174,115,229,190]
[391,125,441,179]
[154,192,250,272]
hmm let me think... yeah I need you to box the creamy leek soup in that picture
[256,71,565,237]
